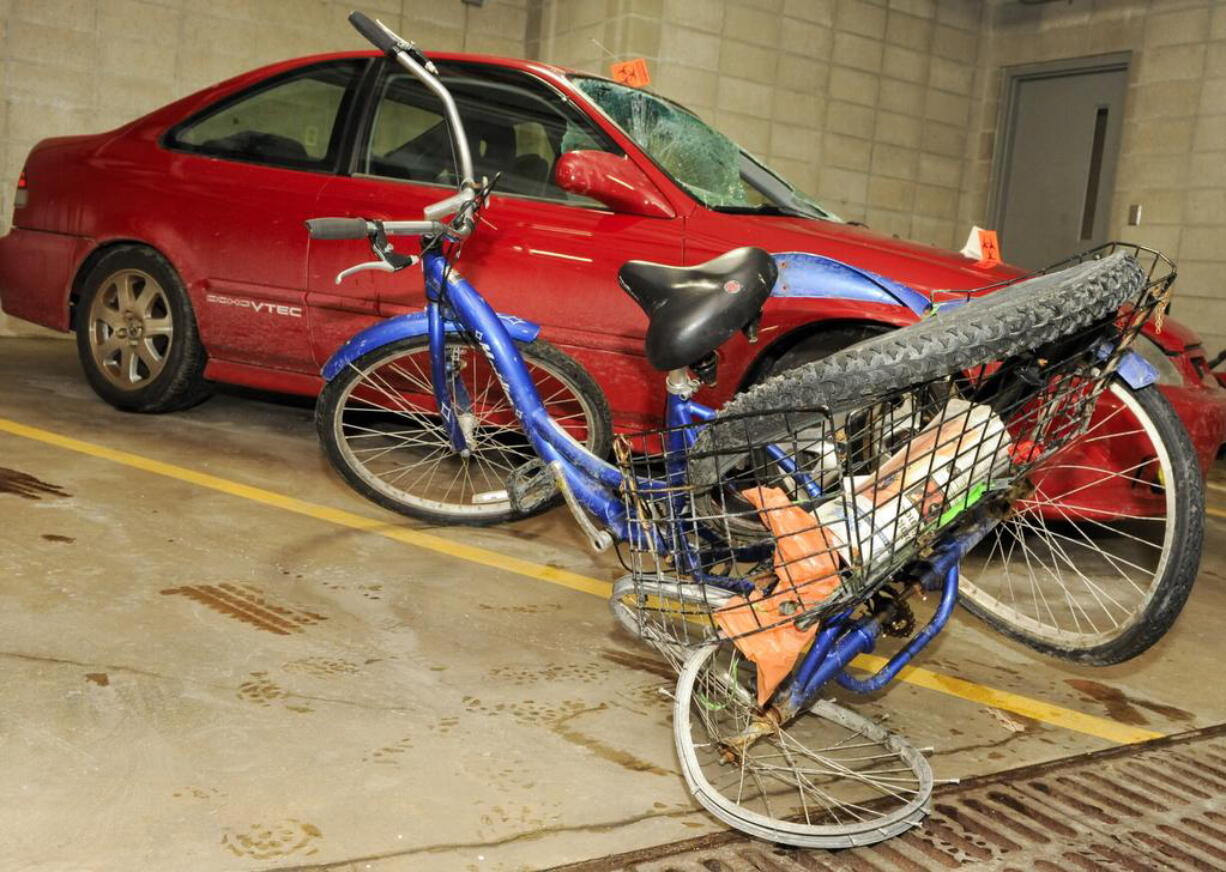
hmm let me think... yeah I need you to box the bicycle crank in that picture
[549,460,613,552]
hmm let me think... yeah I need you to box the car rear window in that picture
[167,60,365,171]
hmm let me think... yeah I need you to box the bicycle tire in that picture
[317,335,611,525]
[959,381,1203,665]
[688,251,1145,485]
[687,252,1201,663]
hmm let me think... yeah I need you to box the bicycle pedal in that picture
[507,458,556,514]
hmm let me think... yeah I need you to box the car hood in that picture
[706,213,1028,293]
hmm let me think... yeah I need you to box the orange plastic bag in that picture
[714,487,842,706]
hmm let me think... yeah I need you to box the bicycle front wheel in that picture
[317,335,611,524]
[959,381,1203,665]
[674,643,932,848]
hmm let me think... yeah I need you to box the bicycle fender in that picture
[771,252,932,317]
[322,310,541,380]
[1116,348,1158,389]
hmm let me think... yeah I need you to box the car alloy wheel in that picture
[86,268,175,391]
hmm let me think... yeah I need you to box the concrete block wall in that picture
[1,0,1222,354]
[962,0,1226,357]
[537,0,984,250]
[0,0,531,336]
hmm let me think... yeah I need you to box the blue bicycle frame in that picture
[408,250,993,716]
[334,246,1161,721]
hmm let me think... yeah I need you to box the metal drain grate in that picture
[551,724,1226,872]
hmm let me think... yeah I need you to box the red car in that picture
[1,49,1223,474]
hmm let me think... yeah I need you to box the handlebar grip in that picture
[306,217,370,240]
[349,11,401,55]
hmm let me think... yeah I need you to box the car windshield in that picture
[571,76,840,221]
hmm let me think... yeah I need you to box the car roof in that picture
[238,49,583,84]
[129,49,597,136]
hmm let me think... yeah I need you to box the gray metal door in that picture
[993,59,1129,270]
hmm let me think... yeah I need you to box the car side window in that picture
[168,61,365,170]
[361,64,620,204]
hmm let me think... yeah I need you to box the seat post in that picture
[665,367,701,399]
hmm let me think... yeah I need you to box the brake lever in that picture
[405,43,438,75]
[336,260,398,284]
[333,220,420,284]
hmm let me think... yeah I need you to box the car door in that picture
[163,59,368,372]
[306,66,455,365]
[310,62,684,428]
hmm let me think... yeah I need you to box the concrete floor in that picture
[1,336,1224,872]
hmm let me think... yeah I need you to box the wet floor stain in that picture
[551,703,673,776]
[0,468,69,500]
[462,695,672,771]
[477,602,563,615]
[220,820,321,860]
[282,657,360,678]
[460,661,673,775]
[611,680,672,715]
[160,583,326,635]
[1065,678,1194,726]
[463,695,589,726]
[475,800,558,833]
[84,672,109,687]
[486,760,538,792]
[237,672,313,713]
[429,715,461,736]
[320,579,383,600]
[366,736,415,765]
[41,533,74,543]
[488,662,607,687]
[599,647,675,680]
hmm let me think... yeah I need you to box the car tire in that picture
[74,246,212,413]
[751,323,891,385]
[709,323,894,544]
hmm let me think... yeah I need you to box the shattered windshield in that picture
[571,76,840,221]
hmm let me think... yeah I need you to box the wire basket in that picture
[613,244,1176,656]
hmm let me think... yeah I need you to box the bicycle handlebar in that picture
[349,10,473,189]
[308,11,478,273]
[348,11,401,55]
[305,217,454,241]
[305,217,371,240]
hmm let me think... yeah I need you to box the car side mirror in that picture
[554,151,675,219]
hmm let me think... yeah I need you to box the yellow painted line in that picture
[851,653,1163,744]
[0,416,611,599]
[0,415,1162,745]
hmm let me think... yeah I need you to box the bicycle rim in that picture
[608,574,737,667]
[329,338,599,519]
[959,381,1176,651]
[674,644,932,848]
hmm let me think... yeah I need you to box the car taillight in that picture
[14,170,27,208]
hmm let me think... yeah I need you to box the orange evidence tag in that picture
[611,58,651,88]
[975,228,1001,269]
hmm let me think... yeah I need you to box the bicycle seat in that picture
[618,247,777,371]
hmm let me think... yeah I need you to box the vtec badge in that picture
[206,293,303,318]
